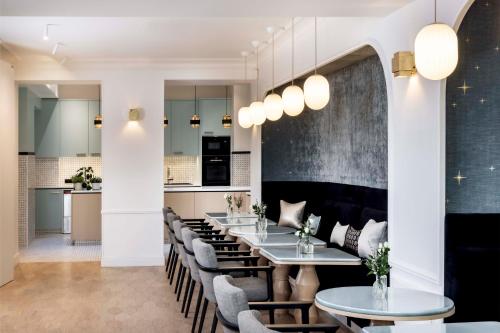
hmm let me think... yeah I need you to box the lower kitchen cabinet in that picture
[164,192,195,219]
[35,189,64,232]
[71,193,101,242]
[193,192,228,218]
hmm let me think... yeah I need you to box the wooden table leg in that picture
[272,264,291,316]
[294,265,320,324]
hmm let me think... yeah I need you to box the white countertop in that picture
[164,186,250,192]
[71,190,102,194]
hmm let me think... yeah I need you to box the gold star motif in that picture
[454,170,467,185]
[474,65,480,70]
[480,98,487,104]
[489,166,496,172]
[465,37,470,43]
[451,102,457,108]
[495,45,500,52]
[458,81,472,95]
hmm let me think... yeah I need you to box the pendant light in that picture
[282,17,304,117]
[238,52,253,129]
[222,86,232,128]
[163,115,168,127]
[94,87,102,128]
[264,27,284,121]
[249,41,266,126]
[304,17,330,110]
[414,0,458,80]
[190,86,200,128]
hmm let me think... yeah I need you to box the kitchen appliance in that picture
[202,136,231,186]
[63,190,72,234]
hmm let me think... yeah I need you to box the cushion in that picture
[232,277,269,301]
[330,222,348,247]
[358,219,388,258]
[344,225,362,253]
[278,200,306,229]
[307,214,321,235]
[238,310,278,333]
[213,275,250,327]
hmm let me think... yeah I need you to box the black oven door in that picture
[202,136,230,156]
[202,155,230,186]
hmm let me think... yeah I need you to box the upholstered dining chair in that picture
[192,239,274,333]
[162,208,176,274]
[238,310,338,333]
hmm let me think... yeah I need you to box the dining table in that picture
[362,322,500,333]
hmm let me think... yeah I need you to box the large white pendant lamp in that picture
[238,51,254,128]
[250,41,266,126]
[414,0,458,80]
[282,17,304,117]
[264,27,284,121]
[304,17,330,110]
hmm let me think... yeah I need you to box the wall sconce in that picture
[392,51,416,78]
[129,108,141,121]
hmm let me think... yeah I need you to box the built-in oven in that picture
[202,136,231,186]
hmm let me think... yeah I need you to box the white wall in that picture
[252,0,471,293]
[0,59,18,286]
[232,84,252,152]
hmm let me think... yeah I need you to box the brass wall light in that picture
[94,114,102,128]
[392,51,416,78]
[129,108,141,121]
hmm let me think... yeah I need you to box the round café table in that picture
[315,287,455,330]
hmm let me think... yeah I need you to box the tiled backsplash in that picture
[35,156,103,188]
[18,155,36,248]
[231,153,250,187]
[164,155,198,184]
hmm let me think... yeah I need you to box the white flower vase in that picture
[256,216,267,233]
[298,236,314,254]
[92,183,101,190]
[372,275,388,299]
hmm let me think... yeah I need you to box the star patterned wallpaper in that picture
[446,0,500,213]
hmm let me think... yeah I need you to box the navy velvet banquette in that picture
[262,181,388,290]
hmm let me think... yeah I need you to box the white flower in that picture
[304,227,310,234]
[378,243,383,249]
[383,241,389,248]
[295,231,300,237]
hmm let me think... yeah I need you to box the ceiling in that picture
[0,0,413,61]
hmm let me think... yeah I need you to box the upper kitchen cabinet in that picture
[88,100,101,156]
[170,100,199,156]
[35,99,61,158]
[199,99,232,137]
[60,100,89,156]
[164,100,173,156]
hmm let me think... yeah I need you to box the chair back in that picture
[213,275,249,331]
[162,207,173,221]
[237,310,277,333]
[173,220,189,268]
[192,238,219,303]
[182,228,201,282]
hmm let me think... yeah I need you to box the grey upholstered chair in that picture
[192,239,274,333]
[238,310,338,333]
[173,220,191,302]
[162,208,175,274]
[182,228,202,325]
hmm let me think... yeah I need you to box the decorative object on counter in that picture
[71,175,84,191]
[72,166,94,190]
[234,194,244,214]
[224,192,233,216]
[90,177,102,190]
[295,214,315,254]
[365,242,391,299]
[222,86,232,128]
[251,201,267,233]
[190,86,201,128]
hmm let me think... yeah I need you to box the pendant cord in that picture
[291,17,295,85]
[244,55,247,81]
[194,86,198,116]
[225,86,229,115]
[255,47,259,100]
[314,17,318,75]
[272,31,275,93]
[434,0,437,23]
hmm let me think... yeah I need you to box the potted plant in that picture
[365,242,391,298]
[295,215,314,254]
[90,177,102,190]
[71,175,84,191]
[74,167,94,190]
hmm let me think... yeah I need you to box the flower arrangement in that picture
[364,242,391,278]
[295,216,313,239]
[223,193,233,207]
[234,194,244,212]
[251,201,267,219]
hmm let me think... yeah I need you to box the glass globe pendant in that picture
[264,93,284,121]
[282,85,304,116]
[250,101,266,126]
[238,106,253,128]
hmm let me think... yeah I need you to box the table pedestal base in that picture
[294,265,319,324]
[272,264,291,316]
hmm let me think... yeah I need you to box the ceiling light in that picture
[238,106,253,128]
[43,24,50,41]
[414,0,458,80]
[222,86,232,128]
[94,114,103,129]
[264,26,284,121]
[304,17,330,110]
[190,86,200,128]
[52,43,61,55]
[163,115,168,127]
[283,17,304,117]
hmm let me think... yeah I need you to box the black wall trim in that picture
[19,152,35,155]
[231,151,250,155]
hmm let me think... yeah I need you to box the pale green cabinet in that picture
[35,99,61,157]
[199,99,232,137]
[88,100,101,155]
[164,100,173,156]
[170,100,199,156]
[35,189,63,232]
[60,100,89,156]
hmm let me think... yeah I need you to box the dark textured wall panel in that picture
[262,55,388,189]
[446,1,500,213]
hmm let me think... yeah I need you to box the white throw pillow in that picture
[358,219,388,258]
[330,222,349,247]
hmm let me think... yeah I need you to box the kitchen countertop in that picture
[71,190,102,194]
[164,186,250,192]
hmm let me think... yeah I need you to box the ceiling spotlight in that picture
[43,25,49,41]
[52,43,61,55]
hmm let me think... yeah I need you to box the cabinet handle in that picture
[90,153,101,157]
[173,152,183,155]
[50,191,61,194]
[210,159,223,162]
[76,153,87,157]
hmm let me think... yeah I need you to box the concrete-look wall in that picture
[0,59,18,286]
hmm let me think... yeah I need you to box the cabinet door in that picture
[88,100,101,156]
[35,99,61,157]
[164,100,172,156]
[170,100,199,156]
[164,192,195,219]
[199,99,232,137]
[35,189,63,232]
[60,100,89,156]
[193,192,228,219]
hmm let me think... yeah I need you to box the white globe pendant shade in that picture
[414,23,458,80]
[264,93,284,121]
[237,106,253,128]
[304,74,330,110]
[250,101,266,126]
[282,85,305,116]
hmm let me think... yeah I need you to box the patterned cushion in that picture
[344,225,362,253]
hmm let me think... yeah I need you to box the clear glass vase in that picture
[256,216,267,233]
[297,237,314,254]
[372,275,388,298]
[226,206,233,217]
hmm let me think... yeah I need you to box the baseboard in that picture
[100,256,165,267]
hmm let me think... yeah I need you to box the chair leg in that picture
[177,267,187,301]
[185,280,196,318]
[169,253,178,283]
[167,251,176,279]
[197,298,209,333]
[181,273,192,312]
[175,265,184,295]
[191,286,203,333]
[210,310,218,333]
[165,244,174,272]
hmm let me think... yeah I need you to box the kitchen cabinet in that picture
[164,192,195,219]
[72,193,101,242]
[60,100,89,156]
[164,100,173,156]
[35,99,61,157]
[88,100,101,156]
[170,100,199,156]
[199,99,232,137]
[35,189,63,232]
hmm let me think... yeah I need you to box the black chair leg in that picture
[197,298,209,333]
[175,265,184,295]
[210,310,218,333]
[185,280,196,318]
[165,244,174,272]
[169,253,178,284]
[177,267,187,301]
[181,273,192,312]
[167,251,176,279]
[191,286,203,333]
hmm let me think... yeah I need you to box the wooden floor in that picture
[0,262,219,333]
